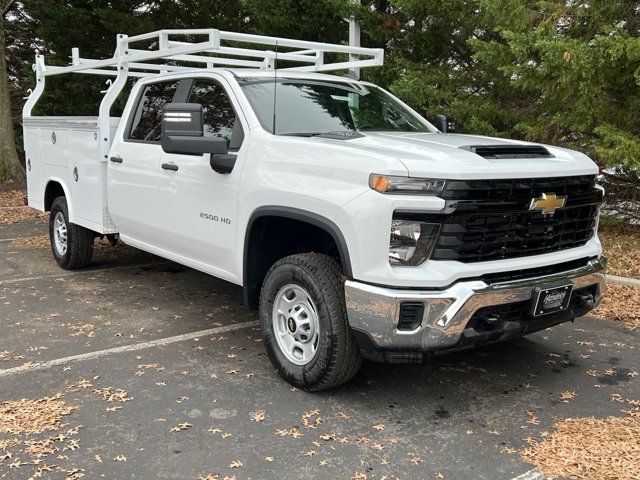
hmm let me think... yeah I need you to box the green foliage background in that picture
[6,0,640,169]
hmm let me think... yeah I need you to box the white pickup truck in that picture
[22,30,606,391]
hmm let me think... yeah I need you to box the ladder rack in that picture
[32,29,384,78]
[23,29,384,162]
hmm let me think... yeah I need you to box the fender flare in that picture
[243,206,353,308]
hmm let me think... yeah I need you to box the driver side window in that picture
[187,79,244,150]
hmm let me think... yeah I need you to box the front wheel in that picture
[259,253,361,391]
[49,196,94,269]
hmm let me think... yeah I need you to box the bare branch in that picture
[2,0,17,18]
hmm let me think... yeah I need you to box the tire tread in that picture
[50,196,93,269]
[260,253,361,391]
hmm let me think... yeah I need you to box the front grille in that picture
[398,175,602,263]
[434,203,599,262]
[440,175,598,206]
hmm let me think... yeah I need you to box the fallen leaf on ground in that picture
[522,411,640,479]
[250,410,266,422]
[599,225,640,278]
[0,394,76,434]
[170,422,192,432]
[559,390,576,402]
[593,283,640,330]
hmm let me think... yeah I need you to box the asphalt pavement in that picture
[0,217,638,480]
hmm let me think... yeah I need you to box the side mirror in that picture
[161,103,228,155]
[209,153,237,175]
[435,114,455,133]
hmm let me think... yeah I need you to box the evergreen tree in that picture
[2,0,639,182]
[357,0,640,169]
[471,0,640,167]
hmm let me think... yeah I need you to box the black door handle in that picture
[110,156,123,163]
[161,163,178,171]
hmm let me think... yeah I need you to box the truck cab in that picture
[22,30,606,391]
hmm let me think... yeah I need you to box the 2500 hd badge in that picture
[200,212,231,224]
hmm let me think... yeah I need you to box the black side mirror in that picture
[435,114,455,133]
[161,103,228,155]
[209,153,237,174]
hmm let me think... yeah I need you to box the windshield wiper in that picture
[281,132,324,137]
[281,131,364,140]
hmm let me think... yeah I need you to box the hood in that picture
[314,132,598,179]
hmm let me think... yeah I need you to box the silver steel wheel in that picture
[53,211,68,256]
[272,284,320,366]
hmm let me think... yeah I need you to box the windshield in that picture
[239,79,435,136]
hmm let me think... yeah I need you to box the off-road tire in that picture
[259,253,361,391]
[49,196,94,269]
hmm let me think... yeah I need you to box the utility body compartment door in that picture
[23,116,119,233]
[155,77,246,283]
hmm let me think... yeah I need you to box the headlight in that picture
[370,174,446,195]
[389,219,440,266]
[594,184,604,234]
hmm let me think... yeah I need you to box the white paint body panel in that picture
[23,69,602,290]
[23,116,120,233]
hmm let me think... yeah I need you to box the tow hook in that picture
[575,292,595,310]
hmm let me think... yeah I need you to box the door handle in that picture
[161,163,178,171]
[110,156,123,163]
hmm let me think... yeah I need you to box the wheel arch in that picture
[243,206,353,310]
[44,178,75,222]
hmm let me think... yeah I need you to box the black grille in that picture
[440,175,598,206]
[480,257,595,284]
[434,203,599,262]
[399,175,602,263]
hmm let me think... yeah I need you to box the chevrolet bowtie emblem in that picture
[529,193,567,215]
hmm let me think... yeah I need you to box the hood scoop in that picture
[460,145,554,159]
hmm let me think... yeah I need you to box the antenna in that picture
[272,40,278,135]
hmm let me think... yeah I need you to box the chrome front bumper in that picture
[345,257,606,354]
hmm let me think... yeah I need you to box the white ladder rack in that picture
[23,29,384,161]
[31,29,383,79]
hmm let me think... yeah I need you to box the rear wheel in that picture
[49,196,93,269]
[259,253,361,391]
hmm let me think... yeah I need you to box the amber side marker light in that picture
[370,175,391,192]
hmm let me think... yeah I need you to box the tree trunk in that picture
[0,14,25,182]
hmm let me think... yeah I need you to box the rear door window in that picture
[129,80,180,142]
